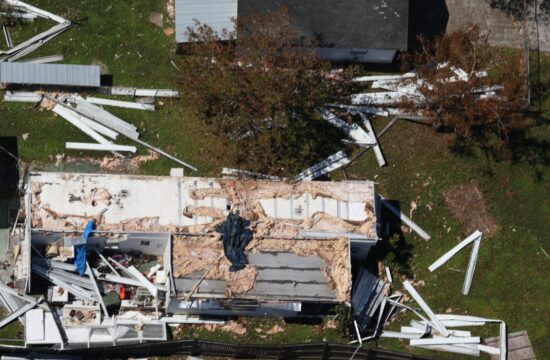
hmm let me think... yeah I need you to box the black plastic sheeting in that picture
[215,212,253,272]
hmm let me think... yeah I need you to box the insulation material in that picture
[172,235,351,301]
[30,173,376,238]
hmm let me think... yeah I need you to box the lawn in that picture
[1,1,549,359]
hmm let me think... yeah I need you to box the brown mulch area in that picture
[443,181,497,236]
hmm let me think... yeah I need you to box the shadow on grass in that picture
[449,115,550,181]
[367,200,414,279]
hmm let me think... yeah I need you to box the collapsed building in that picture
[8,171,382,348]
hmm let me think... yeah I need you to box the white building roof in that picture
[175,0,238,43]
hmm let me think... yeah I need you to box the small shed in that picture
[175,0,238,43]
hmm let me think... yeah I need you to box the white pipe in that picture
[86,97,155,111]
[428,230,482,272]
[463,235,482,295]
[379,195,431,240]
[403,281,449,337]
[410,337,480,346]
[66,142,136,153]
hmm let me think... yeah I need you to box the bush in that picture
[179,8,357,176]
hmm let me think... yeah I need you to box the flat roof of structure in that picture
[28,172,377,302]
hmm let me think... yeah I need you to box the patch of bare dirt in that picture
[443,181,497,236]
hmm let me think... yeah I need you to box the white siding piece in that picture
[0,299,39,328]
[86,97,156,111]
[69,99,139,139]
[428,230,482,272]
[352,92,411,106]
[360,114,386,166]
[410,337,480,346]
[466,344,500,355]
[379,195,431,240]
[77,117,119,140]
[3,91,42,103]
[380,331,423,339]
[103,87,180,98]
[294,151,350,181]
[66,142,137,153]
[85,263,108,317]
[387,299,433,326]
[402,281,450,337]
[462,235,482,295]
[5,0,67,23]
[319,108,373,144]
[327,104,390,117]
[385,266,393,284]
[434,314,495,322]
[127,266,158,298]
[353,72,416,82]
[21,54,64,64]
[52,105,110,145]
[401,326,425,334]
[415,344,480,356]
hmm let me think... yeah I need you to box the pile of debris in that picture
[1,0,196,172]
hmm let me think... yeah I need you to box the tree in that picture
[179,8,357,176]
[399,27,528,142]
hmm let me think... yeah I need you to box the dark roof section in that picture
[238,0,410,51]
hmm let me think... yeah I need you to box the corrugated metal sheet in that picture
[175,0,238,43]
[0,62,100,87]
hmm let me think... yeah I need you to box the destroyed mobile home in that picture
[6,171,384,348]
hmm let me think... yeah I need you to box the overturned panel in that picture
[0,62,100,87]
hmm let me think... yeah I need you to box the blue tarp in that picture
[75,220,94,276]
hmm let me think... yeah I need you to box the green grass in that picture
[1,2,550,358]
[1,0,225,176]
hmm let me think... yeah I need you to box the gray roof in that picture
[175,0,238,43]
[0,62,100,87]
[239,0,409,51]
[176,252,341,302]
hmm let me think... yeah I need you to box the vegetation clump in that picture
[179,9,357,176]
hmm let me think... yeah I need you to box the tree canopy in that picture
[179,9,357,176]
